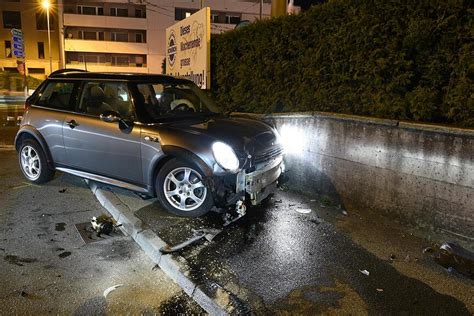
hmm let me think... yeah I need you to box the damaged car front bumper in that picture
[236,156,284,205]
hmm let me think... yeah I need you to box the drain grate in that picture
[74,222,123,244]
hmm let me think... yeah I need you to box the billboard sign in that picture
[166,7,211,89]
[11,28,24,58]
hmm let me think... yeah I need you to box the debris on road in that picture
[103,284,123,298]
[431,242,474,279]
[342,210,348,216]
[359,269,370,276]
[295,208,312,214]
[376,288,384,292]
[389,254,396,261]
[58,188,67,193]
[91,215,120,237]
[160,228,222,254]
[423,246,434,254]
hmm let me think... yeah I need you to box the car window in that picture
[136,82,220,121]
[78,81,135,120]
[37,81,75,111]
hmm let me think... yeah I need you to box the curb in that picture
[86,180,229,316]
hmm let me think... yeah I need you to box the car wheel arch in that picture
[15,128,54,168]
[149,145,214,196]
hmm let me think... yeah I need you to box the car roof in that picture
[49,70,193,84]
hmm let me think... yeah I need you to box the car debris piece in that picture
[295,208,311,214]
[359,269,370,276]
[342,210,348,216]
[160,228,222,254]
[58,188,67,193]
[376,288,384,292]
[91,215,121,237]
[103,284,123,298]
[433,242,473,279]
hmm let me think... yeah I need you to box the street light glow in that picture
[42,0,50,10]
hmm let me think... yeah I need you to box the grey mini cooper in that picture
[15,70,284,217]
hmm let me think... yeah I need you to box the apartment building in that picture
[0,0,61,80]
[62,0,271,73]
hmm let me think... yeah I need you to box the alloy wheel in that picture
[20,145,41,181]
[163,167,207,211]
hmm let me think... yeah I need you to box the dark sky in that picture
[294,0,326,10]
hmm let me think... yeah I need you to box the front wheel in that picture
[156,158,214,217]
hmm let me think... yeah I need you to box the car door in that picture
[29,80,79,165]
[62,81,143,185]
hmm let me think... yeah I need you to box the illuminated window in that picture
[5,40,12,58]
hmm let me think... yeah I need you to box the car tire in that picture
[156,158,213,217]
[18,139,55,184]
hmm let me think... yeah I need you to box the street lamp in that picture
[42,0,52,75]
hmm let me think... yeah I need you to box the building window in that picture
[5,40,12,58]
[225,15,241,24]
[110,8,128,17]
[28,68,46,74]
[211,13,219,23]
[38,42,45,59]
[36,12,54,30]
[135,33,143,43]
[175,8,197,21]
[79,31,104,41]
[77,5,104,16]
[112,55,129,66]
[3,11,21,28]
[135,9,144,18]
[111,32,128,42]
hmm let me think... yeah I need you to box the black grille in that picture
[253,144,284,164]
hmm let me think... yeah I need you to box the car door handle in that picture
[66,119,79,129]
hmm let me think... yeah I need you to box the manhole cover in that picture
[74,222,123,244]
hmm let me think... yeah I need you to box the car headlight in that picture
[212,142,240,172]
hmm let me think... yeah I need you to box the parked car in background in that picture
[15,70,285,217]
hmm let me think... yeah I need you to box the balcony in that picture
[65,39,148,55]
[63,14,147,30]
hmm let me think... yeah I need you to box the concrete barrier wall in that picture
[258,113,474,239]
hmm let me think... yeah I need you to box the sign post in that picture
[166,7,211,89]
[11,28,28,95]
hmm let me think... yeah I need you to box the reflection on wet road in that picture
[0,101,23,145]
[135,191,473,314]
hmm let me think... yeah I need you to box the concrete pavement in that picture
[0,149,202,314]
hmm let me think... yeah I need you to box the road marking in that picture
[11,182,41,190]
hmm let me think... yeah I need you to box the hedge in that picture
[211,0,473,127]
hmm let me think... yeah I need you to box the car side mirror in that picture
[100,111,121,123]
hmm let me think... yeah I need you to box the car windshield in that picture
[136,82,221,122]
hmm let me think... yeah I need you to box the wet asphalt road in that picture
[135,191,474,314]
[0,150,202,314]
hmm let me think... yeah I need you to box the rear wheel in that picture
[156,158,213,217]
[18,139,55,184]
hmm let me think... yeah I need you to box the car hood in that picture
[155,115,277,156]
